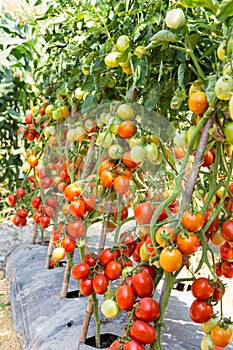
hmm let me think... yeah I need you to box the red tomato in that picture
[202,150,215,167]
[130,320,157,344]
[72,262,89,280]
[204,209,219,233]
[99,248,119,267]
[69,199,86,217]
[83,253,98,267]
[118,120,136,138]
[31,196,42,209]
[134,202,155,225]
[116,284,135,310]
[17,208,28,218]
[16,187,26,198]
[105,261,122,280]
[19,217,27,226]
[33,211,43,224]
[132,241,144,262]
[113,206,128,220]
[66,220,85,240]
[110,340,124,350]
[141,265,157,280]
[79,278,94,296]
[39,215,50,228]
[221,218,233,242]
[191,278,214,300]
[81,195,96,211]
[189,300,214,323]
[92,275,109,294]
[212,283,225,302]
[123,340,145,350]
[224,197,233,212]
[176,232,200,255]
[47,196,60,210]
[13,215,21,226]
[134,297,160,322]
[41,177,53,189]
[220,241,233,260]
[215,262,223,277]
[62,235,76,252]
[43,205,55,218]
[221,261,233,278]
[210,325,233,347]
[114,175,130,195]
[181,210,204,232]
[8,194,17,206]
[64,182,82,201]
[131,270,154,298]
[145,236,156,255]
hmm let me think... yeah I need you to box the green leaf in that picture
[147,30,177,49]
[216,0,233,22]
[179,0,218,13]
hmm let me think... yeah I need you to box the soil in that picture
[0,219,49,350]
[0,270,26,350]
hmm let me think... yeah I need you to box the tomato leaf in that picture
[179,0,218,14]
[216,0,233,22]
[147,30,177,49]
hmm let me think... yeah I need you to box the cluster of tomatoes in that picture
[7,187,29,226]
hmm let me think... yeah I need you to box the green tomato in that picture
[201,318,218,334]
[187,125,201,149]
[174,130,187,147]
[122,266,134,277]
[223,61,233,76]
[52,108,61,120]
[200,334,215,350]
[75,87,85,101]
[217,41,226,61]
[117,104,135,120]
[108,143,124,159]
[130,145,146,163]
[101,299,120,318]
[215,75,233,101]
[116,35,130,52]
[104,52,121,68]
[145,143,158,162]
[224,122,233,145]
[165,8,186,29]
[98,131,113,149]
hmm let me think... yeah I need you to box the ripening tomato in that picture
[130,320,157,344]
[114,175,130,195]
[93,275,109,294]
[64,182,82,201]
[159,247,183,272]
[100,170,114,188]
[210,230,226,246]
[8,194,17,206]
[210,325,233,347]
[116,284,135,310]
[155,225,176,247]
[131,270,154,298]
[134,202,155,225]
[81,195,96,211]
[191,278,214,300]
[123,340,145,350]
[72,262,89,280]
[79,278,94,296]
[62,235,76,252]
[188,91,208,115]
[99,248,119,266]
[28,155,39,168]
[39,215,50,228]
[221,218,233,242]
[181,210,205,232]
[189,300,214,323]
[105,261,122,280]
[201,317,218,334]
[118,120,136,139]
[66,220,85,240]
[52,247,66,261]
[113,206,128,221]
[44,205,55,218]
[176,232,200,255]
[122,151,139,168]
[69,199,86,218]
[16,187,26,198]
[134,297,160,322]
